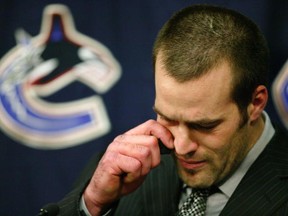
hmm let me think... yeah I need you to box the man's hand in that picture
[83,120,174,215]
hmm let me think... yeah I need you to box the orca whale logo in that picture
[0,4,121,149]
[272,59,288,130]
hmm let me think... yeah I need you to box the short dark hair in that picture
[153,5,269,121]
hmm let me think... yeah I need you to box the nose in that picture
[172,125,198,155]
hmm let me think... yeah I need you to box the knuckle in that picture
[132,159,142,171]
[114,134,126,142]
[147,135,158,148]
[146,119,157,128]
[138,145,151,157]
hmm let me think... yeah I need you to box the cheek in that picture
[206,143,232,178]
[212,128,249,183]
[202,128,241,170]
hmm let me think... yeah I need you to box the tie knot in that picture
[193,188,210,198]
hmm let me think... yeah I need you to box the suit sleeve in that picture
[56,152,104,216]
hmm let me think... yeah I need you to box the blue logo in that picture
[272,59,288,130]
[0,4,121,149]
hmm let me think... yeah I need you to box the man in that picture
[51,4,288,216]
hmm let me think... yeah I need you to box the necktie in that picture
[177,188,210,216]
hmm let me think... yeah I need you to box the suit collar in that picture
[220,127,288,215]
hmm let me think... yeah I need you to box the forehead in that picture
[154,58,234,121]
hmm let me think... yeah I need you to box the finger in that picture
[98,150,143,181]
[125,120,174,149]
[113,134,159,169]
[114,153,143,180]
[87,151,144,204]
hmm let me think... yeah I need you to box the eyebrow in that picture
[153,106,173,121]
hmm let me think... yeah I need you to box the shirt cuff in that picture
[80,195,112,216]
[80,195,92,216]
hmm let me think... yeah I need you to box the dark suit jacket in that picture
[56,126,288,216]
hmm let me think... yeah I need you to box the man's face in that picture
[154,58,256,188]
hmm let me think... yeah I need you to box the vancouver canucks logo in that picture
[0,4,121,149]
[272,59,288,130]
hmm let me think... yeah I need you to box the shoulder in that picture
[275,125,288,139]
[268,124,288,152]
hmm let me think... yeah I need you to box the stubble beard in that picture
[175,122,251,188]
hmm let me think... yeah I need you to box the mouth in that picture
[177,158,207,170]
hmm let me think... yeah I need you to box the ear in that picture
[247,85,268,123]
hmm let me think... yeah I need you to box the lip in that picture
[177,158,206,170]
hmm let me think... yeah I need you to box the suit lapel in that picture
[220,129,288,215]
[142,154,181,216]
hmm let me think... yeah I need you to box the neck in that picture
[247,113,265,152]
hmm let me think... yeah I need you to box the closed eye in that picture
[187,120,222,132]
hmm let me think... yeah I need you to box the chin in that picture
[179,168,214,188]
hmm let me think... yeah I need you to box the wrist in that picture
[83,188,105,216]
